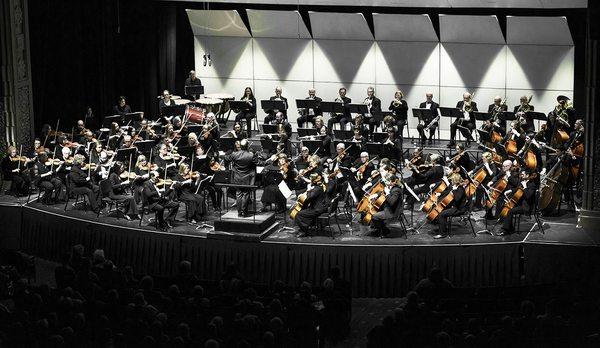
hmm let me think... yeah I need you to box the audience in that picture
[0,246,351,347]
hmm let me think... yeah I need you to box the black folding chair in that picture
[98,179,125,218]
[316,194,343,239]
[64,174,88,211]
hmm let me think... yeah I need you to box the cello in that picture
[484,175,509,209]
[539,154,570,215]
[420,179,448,214]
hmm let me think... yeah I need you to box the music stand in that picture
[102,115,123,128]
[177,146,195,160]
[260,138,278,153]
[526,111,547,131]
[296,99,320,110]
[219,137,237,152]
[301,139,322,155]
[134,140,155,155]
[261,100,286,113]
[365,142,383,155]
[297,128,318,137]
[335,141,360,158]
[261,124,277,135]
[347,104,368,116]
[499,111,517,123]
[185,85,204,97]
[321,102,344,115]
[371,110,391,129]
[333,130,353,140]
[161,105,186,118]
[476,129,492,145]
[123,112,144,125]
[372,132,388,143]
[115,148,137,163]
[228,100,249,112]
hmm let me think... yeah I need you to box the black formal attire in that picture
[1,156,31,196]
[154,155,178,178]
[365,96,382,134]
[404,164,445,204]
[185,76,202,89]
[513,105,536,132]
[500,180,537,233]
[436,185,468,236]
[33,161,63,203]
[261,163,296,212]
[318,135,333,158]
[224,149,260,216]
[173,173,206,221]
[450,101,478,143]
[472,162,499,208]
[108,172,138,216]
[295,184,328,233]
[485,171,520,219]
[159,99,175,116]
[488,103,508,130]
[133,166,150,204]
[371,184,403,236]
[388,99,408,136]
[69,164,100,211]
[327,96,351,131]
[142,180,179,226]
[234,97,257,136]
[417,101,440,142]
[297,96,323,128]
[381,137,402,162]
[264,96,288,123]
[113,104,132,116]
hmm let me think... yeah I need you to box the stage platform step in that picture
[213,211,277,235]
[208,222,279,241]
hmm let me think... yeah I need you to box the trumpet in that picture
[392,98,402,107]
[334,97,344,105]
[424,116,440,132]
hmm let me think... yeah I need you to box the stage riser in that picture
[13,206,595,297]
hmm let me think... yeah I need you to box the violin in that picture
[138,163,158,172]
[9,155,30,162]
[119,171,138,180]
[44,158,63,166]
[83,162,97,171]
[209,159,225,171]
[184,171,200,180]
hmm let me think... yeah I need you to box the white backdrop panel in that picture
[313,40,376,84]
[440,43,506,89]
[194,37,254,79]
[507,16,573,46]
[440,15,505,44]
[199,77,254,101]
[247,10,311,39]
[187,10,250,37]
[253,38,313,81]
[309,12,373,40]
[373,14,438,42]
[375,42,439,86]
[506,45,574,90]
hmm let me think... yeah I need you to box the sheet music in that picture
[278,181,293,199]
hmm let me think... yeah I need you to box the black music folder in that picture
[296,99,320,109]
[261,100,287,112]
[347,104,368,115]
[439,107,463,119]
[102,115,123,128]
[297,128,318,137]
[320,101,344,114]
[261,124,277,135]
[412,108,434,121]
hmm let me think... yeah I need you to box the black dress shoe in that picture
[428,139,433,145]
[446,141,455,148]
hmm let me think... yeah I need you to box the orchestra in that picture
[1,83,585,237]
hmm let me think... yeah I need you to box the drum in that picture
[185,105,205,124]
[196,98,223,114]
[202,93,235,115]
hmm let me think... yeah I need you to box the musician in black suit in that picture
[264,86,288,124]
[297,88,323,128]
[318,126,333,158]
[381,129,402,162]
[69,154,100,213]
[158,90,175,116]
[498,170,538,235]
[448,92,477,147]
[433,173,468,239]
[485,160,520,219]
[223,139,262,217]
[514,96,535,132]
[388,90,408,137]
[113,96,132,116]
[267,112,293,139]
[369,174,403,237]
[417,93,440,145]
[295,173,329,237]
[108,162,139,219]
[33,153,64,204]
[327,87,352,131]
[184,70,202,90]
[235,87,257,137]
[364,86,382,134]
[487,96,508,130]
[404,154,445,206]
[142,171,180,230]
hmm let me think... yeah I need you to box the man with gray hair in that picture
[297,88,323,128]
[265,86,288,124]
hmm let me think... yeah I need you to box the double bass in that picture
[539,154,570,215]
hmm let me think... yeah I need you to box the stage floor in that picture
[0,191,593,248]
